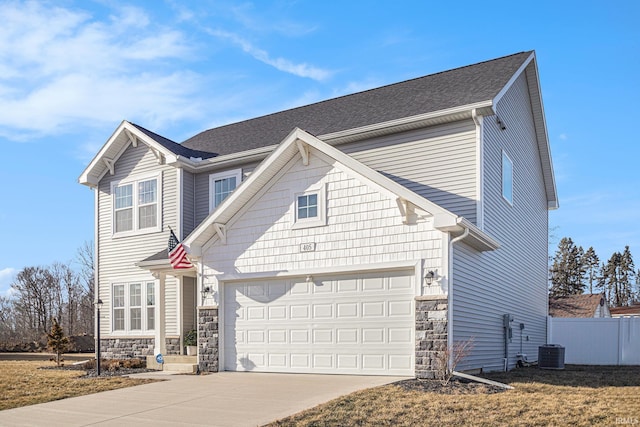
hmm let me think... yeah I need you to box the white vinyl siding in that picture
[97,143,179,337]
[202,152,444,291]
[340,121,478,223]
[452,72,549,372]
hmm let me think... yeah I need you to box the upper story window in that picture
[112,173,161,237]
[292,185,326,229]
[112,281,156,333]
[502,151,513,205]
[209,169,242,211]
[297,194,318,219]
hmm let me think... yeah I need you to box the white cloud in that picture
[559,133,568,140]
[208,29,332,81]
[0,267,17,297]
[0,1,199,139]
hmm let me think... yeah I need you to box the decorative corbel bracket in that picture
[296,139,310,166]
[212,223,227,245]
[124,129,138,147]
[103,158,115,175]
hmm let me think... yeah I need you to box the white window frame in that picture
[111,280,157,334]
[111,172,162,237]
[502,150,513,205]
[292,184,326,229]
[209,169,242,212]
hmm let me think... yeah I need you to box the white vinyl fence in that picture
[548,317,640,365]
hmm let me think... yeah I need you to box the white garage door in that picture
[223,270,415,376]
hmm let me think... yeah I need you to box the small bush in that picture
[82,358,146,371]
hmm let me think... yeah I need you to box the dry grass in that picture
[269,366,640,426]
[0,361,156,410]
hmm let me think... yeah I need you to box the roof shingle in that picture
[180,51,532,156]
[549,294,607,318]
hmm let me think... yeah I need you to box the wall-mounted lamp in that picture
[200,285,211,303]
[424,271,436,285]
[496,116,506,130]
[306,275,313,283]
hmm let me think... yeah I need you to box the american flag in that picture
[168,229,193,269]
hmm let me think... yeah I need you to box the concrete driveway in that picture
[0,372,407,426]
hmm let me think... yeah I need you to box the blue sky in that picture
[1,0,638,295]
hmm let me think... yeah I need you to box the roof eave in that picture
[78,121,179,187]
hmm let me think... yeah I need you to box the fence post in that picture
[617,317,623,365]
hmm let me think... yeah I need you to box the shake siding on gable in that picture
[340,121,478,224]
[452,72,548,371]
[202,153,444,290]
[97,143,179,337]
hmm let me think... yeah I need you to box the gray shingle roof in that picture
[180,51,532,156]
[130,123,218,159]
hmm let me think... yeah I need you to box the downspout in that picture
[447,226,469,371]
[471,109,484,230]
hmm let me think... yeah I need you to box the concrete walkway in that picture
[0,372,407,426]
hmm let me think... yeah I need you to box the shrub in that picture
[184,329,198,347]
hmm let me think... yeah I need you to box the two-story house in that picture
[79,51,557,377]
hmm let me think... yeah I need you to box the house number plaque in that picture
[300,242,316,252]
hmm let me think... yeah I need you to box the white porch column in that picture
[154,273,166,357]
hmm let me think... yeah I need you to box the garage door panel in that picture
[224,271,415,375]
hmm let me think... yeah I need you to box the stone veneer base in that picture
[100,337,180,359]
[198,306,219,372]
[415,296,448,379]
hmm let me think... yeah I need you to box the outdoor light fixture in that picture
[424,271,435,285]
[200,286,211,304]
[94,299,103,376]
[306,275,313,283]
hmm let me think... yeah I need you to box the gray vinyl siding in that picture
[183,170,195,236]
[452,73,549,372]
[340,121,477,223]
[97,143,179,337]
[182,276,196,334]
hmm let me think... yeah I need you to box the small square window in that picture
[292,186,326,229]
[297,194,318,219]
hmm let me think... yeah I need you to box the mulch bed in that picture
[393,377,507,394]
[39,364,157,378]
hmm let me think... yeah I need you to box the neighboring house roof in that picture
[181,52,532,155]
[184,128,499,256]
[549,294,608,318]
[610,304,640,316]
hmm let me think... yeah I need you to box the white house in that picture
[79,51,557,377]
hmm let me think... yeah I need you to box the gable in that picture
[185,128,498,256]
[202,151,444,275]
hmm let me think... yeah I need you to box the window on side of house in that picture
[209,169,242,211]
[113,284,125,331]
[112,173,161,236]
[111,281,156,333]
[292,186,326,229]
[502,150,513,205]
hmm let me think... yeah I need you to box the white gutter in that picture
[447,226,469,371]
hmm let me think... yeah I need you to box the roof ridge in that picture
[182,51,532,144]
